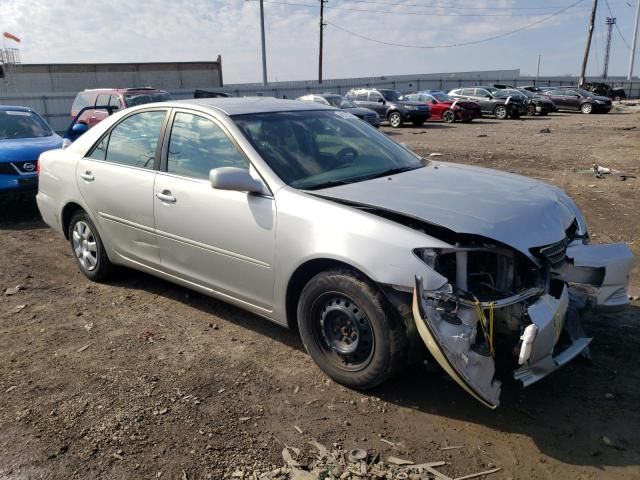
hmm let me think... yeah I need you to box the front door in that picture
[153,110,276,310]
[76,109,168,266]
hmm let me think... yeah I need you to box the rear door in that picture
[472,89,493,113]
[76,108,169,266]
[153,109,276,309]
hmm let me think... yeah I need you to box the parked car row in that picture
[1,81,620,201]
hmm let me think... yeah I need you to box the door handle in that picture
[155,191,176,203]
[80,171,94,181]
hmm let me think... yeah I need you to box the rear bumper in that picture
[36,191,64,233]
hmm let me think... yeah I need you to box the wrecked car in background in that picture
[36,98,634,409]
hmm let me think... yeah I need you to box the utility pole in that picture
[319,0,327,84]
[603,17,616,79]
[579,0,598,88]
[260,0,268,86]
[536,53,541,82]
[629,0,640,80]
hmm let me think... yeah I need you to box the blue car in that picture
[0,106,63,200]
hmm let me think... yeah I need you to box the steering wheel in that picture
[331,146,359,169]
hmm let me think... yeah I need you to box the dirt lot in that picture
[1,105,639,480]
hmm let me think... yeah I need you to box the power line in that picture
[605,0,631,48]
[251,0,590,17]
[338,0,586,10]
[324,0,585,49]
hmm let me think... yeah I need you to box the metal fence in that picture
[219,77,640,101]
[1,74,638,133]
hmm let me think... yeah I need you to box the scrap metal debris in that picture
[4,284,22,296]
[244,440,502,480]
[592,163,637,180]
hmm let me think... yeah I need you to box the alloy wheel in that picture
[72,221,98,271]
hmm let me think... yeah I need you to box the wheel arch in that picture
[61,202,86,240]
[285,257,399,331]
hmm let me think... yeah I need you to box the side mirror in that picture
[377,98,385,104]
[430,99,437,104]
[71,123,89,135]
[486,95,492,99]
[210,167,266,194]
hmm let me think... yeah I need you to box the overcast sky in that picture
[1,0,638,84]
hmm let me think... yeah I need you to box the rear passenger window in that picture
[167,112,247,180]
[368,92,383,102]
[88,110,166,169]
[356,93,368,101]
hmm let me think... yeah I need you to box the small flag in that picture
[3,32,21,43]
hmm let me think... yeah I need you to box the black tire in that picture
[494,104,508,120]
[297,269,407,389]
[442,109,456,123]
[526,104,537,116]
[68,210,112,281]
[412,119,425,127]
[581,102,593,114]
[388,111,402,128]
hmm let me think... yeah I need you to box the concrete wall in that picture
[0,59,223,131]
[0,59,223,95]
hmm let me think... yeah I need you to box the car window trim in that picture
[84,107,171,172]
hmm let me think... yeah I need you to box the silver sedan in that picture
[37,98,634,408]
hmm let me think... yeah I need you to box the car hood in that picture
[343,107,378,117]
[591,95,612,102]
[314,162,577,258]
[0,135,63,162]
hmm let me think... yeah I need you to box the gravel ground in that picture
[1,104,639,480]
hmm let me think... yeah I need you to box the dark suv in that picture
[345,88,430,127]
[448,86,526,119]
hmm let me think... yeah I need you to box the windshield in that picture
[0,110,53,140]
[379,90,404,102]
[574,88,595,97]
[124,91,172,107]
[324,96,357,109]
[233,110,425,190]
[485,87,509,98]
[516,89,535,98]
[431,92,451,101]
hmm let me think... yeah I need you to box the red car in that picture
[70,87,172,128]
[404,91,481,123]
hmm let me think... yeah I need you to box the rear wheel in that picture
[297,269,407,389]
[494,105,508,120]
[442,109,456,123]
[68,211,112,281]
[581,102,593,114]
[388,111,402,128]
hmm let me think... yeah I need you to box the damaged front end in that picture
[411,238,633,409]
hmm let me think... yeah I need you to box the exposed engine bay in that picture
[411,236,633,409]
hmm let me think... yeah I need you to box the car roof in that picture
[81,87,168,94]
[0,105,33,112]
[178,97,334,115]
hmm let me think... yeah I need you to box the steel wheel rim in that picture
[72,221,98,271]
[582,103,592,114]
[389,114,401,127]
[495,106,507,119]
[311,293,375,372]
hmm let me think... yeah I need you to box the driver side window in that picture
[167,112,248,180]
[368,92,383,102]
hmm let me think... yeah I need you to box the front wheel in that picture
[442,109,456,123]
[526,104,537,116]
[297,269,407,389]
[68,210,112,281]
[388,112,402,128]
[494,105,508,120]
[581,102,593,114]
